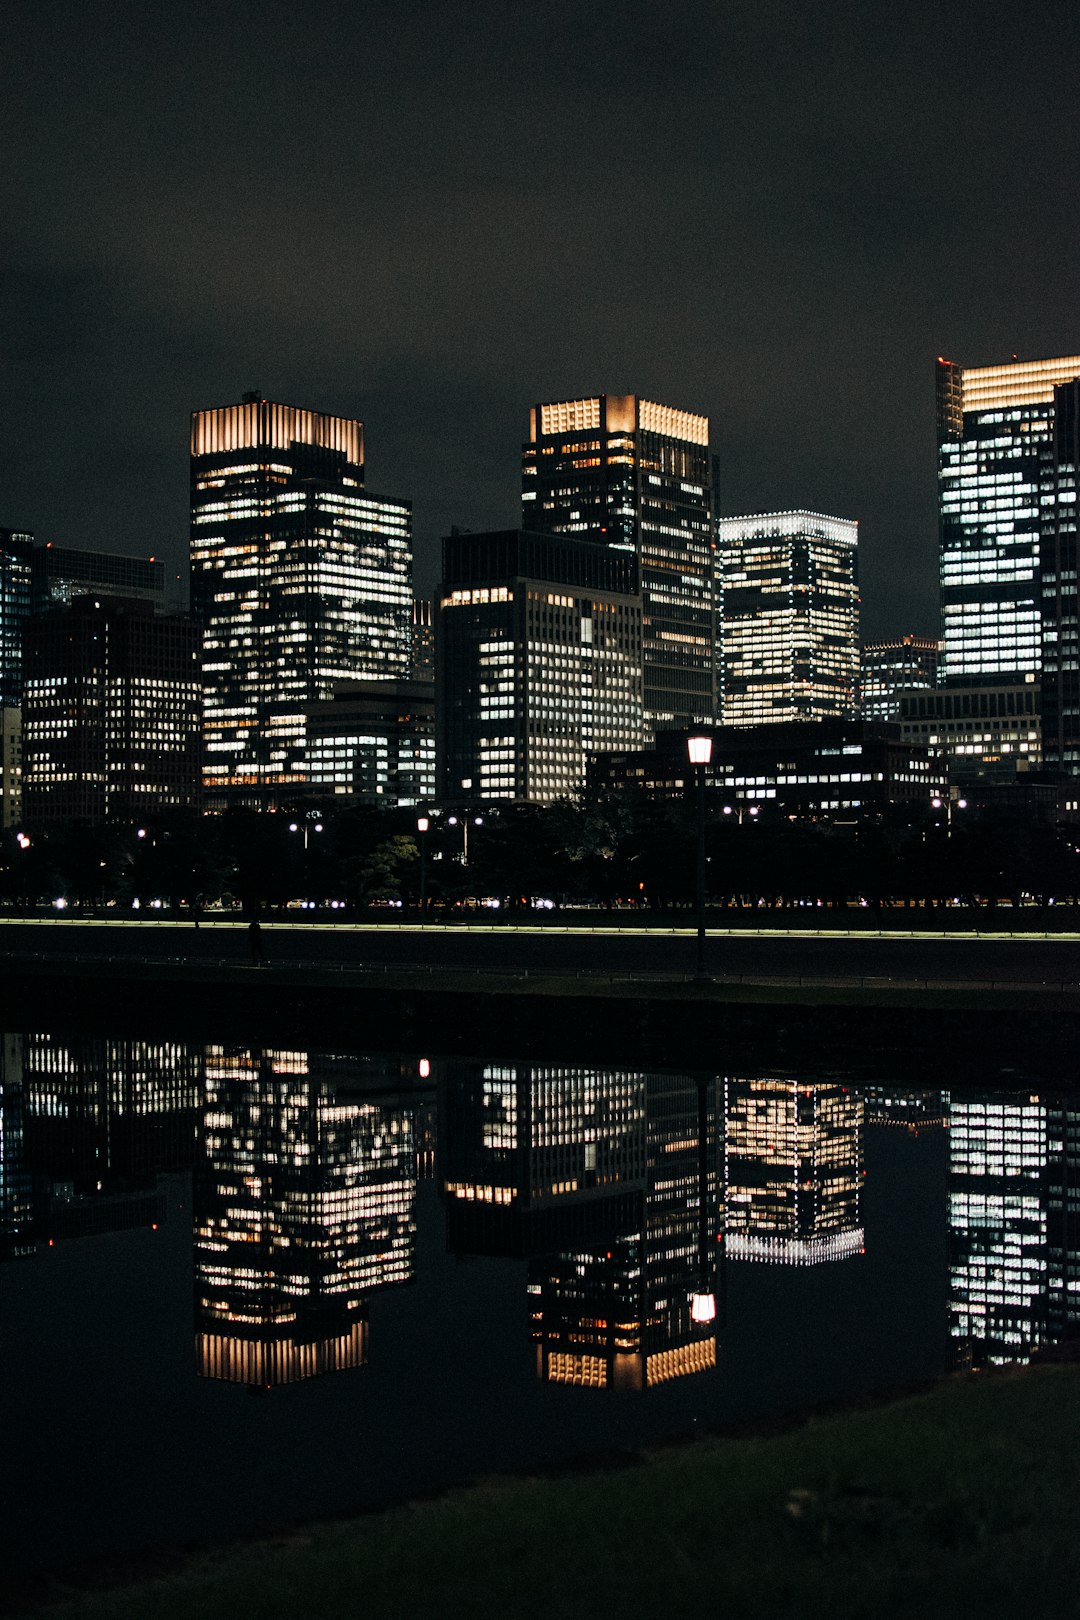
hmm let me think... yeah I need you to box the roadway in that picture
[2,918,1080,985]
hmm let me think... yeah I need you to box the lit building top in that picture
[716,511,857,547]
[941,355,1080,419]
[530,395,709,447]
[191,397,363,467]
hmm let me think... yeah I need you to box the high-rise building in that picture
[22,596,201,825]
[860,635,940,723]
[0,529,33,708]
[305,678,435,806]
[937,354,1080,690]
[410,596,435,683]
[0,1035,33,1263]
[717,512,859,727]
[1040,379,1080,771]
[898,681,1041,777]
[437,529,643,803]
[724,1078,863,1265]
[0,706,21,828]
[522,394,713,735]
[30,544,166,615]
[190,395,412,807]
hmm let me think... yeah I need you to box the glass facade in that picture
[1040,380,1080,771]
[305,678,435,806]
[717,512,859,726]
[30,545,166,615]
[190,396,412,807]
[437,530,644,803]
[0,528,33,709]
[522,394,714,736]
[937,355,1080,689]
[22,597,201,825]
[860,635,939,722]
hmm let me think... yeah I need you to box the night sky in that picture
[3,0,1078,636]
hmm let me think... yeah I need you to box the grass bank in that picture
[15,1365,1080,1620]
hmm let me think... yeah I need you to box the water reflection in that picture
[194,1048,418,1385]
[723,1078,863,1265]
[3,1035,1079,1388]
[948,1093,1080,1366]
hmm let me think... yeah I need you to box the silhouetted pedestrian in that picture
[248,918,267,966]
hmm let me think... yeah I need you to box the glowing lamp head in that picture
[957,798,967,810]
[931,797,943,810]
[687,736,712,766]
[417,817,430,834]
[418,1057,431,1079]
[690,1291,717,1324]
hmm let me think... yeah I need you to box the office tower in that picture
[1,706,21,827]
[948,1094,1048,1365]
[190,395,412,807]
[898,682,1041,776]
[194,1048,416,1386]
[861,635,940,722]
[724,1078,863,1264]
[717,512,859,727]
[937,354,1080,690]
[1041,379,1080,770]
[522,394,713,735]
[441,1063,648,1256]
[528,1074,719,1391]
[410,596,435,682]
[21,596,201,825]
[305,679,435,806]
[437,530,643,803]
[592,718,937,816]
[30,544,166,615]
[861,1086,948,1132]
[0,529,33,707]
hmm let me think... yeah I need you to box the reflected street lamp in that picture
[688,735,712,978]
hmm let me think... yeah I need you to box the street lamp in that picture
[930,790,967,838]
[417,816,429,917]
[687,735,712,978]
[722,804,759,825]
[288,818,324,851]
[447,814,483,865]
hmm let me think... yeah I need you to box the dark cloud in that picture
[2,0,1079,632]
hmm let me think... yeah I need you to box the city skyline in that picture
[3,3,1079,644]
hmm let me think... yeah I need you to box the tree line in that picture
[2,793,1078,916]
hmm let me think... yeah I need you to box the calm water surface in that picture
[1,1031,1074,1578]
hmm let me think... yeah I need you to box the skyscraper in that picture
[717,512,859,726]
[22,596,201,825]
[30,544,166,615]
[437,529,643,802]
[522,394,713,735]
[937,354,1080,690]
[0,529,33,708]
[190,395,412,807]
[860,635,940,723]
[1040,379,1080,771]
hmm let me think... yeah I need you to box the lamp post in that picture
[288,817,324,852]
[690,1075,717,1325]
[722,804,759,826]
[688,735,712,978]
[417,816,429,917]
[930,789,967,838]
[447,813,483,865]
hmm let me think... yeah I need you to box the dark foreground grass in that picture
[17,1366,1080,1620]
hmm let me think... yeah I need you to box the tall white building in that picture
[717,511,859,727]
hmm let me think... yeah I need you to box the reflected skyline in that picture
[723,1078,864,1265]
[194,1047,417,1386]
